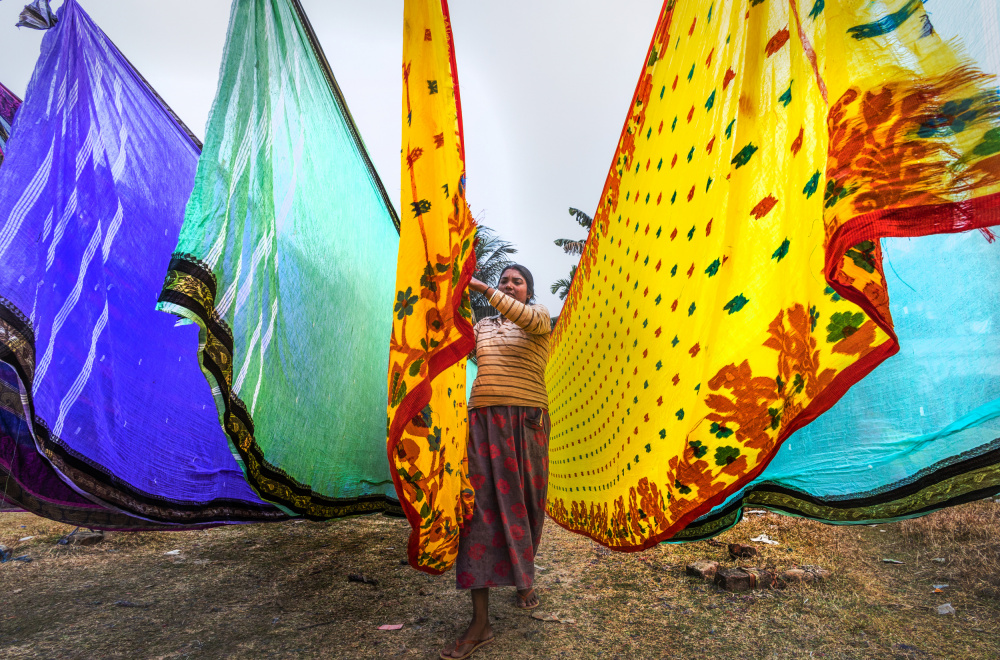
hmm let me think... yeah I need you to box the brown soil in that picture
[2,500,998,659]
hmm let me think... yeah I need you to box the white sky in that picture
[0,0,665,314]
[0,1,997,313]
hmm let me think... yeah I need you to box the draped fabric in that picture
[0,81,21,168]
[676,227,1000,539]
[1,364,175,529]
[546,0,1000,550]
[159,0,401,519]
[675,0,1000,540]
[0,83,23,510]
[0,0,282,525]
[16,0,59,31]
[0,79,119,523]
[387,0,477,574]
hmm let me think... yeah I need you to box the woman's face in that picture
[498,269,529,304]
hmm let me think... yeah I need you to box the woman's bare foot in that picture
[515,587,539,609]
[440,619,493,659]
[441,588,493,659]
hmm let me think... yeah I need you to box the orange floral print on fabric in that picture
[388,0,477,575]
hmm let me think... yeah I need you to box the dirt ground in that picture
[2,499,998,659]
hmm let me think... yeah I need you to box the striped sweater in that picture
[468,290,550,410]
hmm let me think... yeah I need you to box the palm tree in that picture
[471,223,517,322]
[550,207,592,300]
[550,265,576,301]
[553,207,592,256]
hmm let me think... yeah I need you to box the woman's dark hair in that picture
[498,264,535,304]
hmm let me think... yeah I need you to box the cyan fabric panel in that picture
[159,0,400,518]
[681,229,1000,538]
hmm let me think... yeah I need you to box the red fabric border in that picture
[548,186,1000,550]
[387,252,476,575]
[440,0,466,164]
[387,0,477,575]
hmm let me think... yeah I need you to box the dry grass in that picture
[2,500,998,659]
[898,500,1000,601]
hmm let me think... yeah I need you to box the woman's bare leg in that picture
[441,588,492,658]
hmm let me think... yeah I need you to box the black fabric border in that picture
[673,440,1000,541]
[0,292,293,524]
[36,420,288,524]
[158,255,401,520]
[0,466,188,530]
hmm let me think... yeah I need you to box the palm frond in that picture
[553,238,586,256]
[550,279,571,300]
[471,223,518,320]
[568,207,593,230]
[550,265,577,301]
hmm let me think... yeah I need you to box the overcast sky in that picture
[0,0,667,314]
[0,1,997,314]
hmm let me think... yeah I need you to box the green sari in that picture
[159,0,400,518]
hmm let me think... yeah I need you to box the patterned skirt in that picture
[456,405,549,590]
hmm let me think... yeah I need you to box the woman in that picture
[441,264,551,660]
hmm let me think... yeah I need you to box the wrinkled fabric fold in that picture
[16,0,59,31]
[0,81,20,168]
[159,0,401,519]
[0,0,283,525]
[387,0,478,574]
[546,0,1000,549]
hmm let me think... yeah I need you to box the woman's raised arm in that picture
[487,290,550,335]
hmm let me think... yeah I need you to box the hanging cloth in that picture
[675,225,1000,540]
[0,81,21,168]
[16,0,58,30]
[387,0,478,574]
[1,77,155,529]
[673,0,1000,540]
[546,0,1000,549]
[0,0,283,525]
[159,0,401,518]
[1,360,178,529]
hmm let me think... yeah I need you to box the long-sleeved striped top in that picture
[468,290,550,410]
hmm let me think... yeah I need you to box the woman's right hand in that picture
[468,277,489,294]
